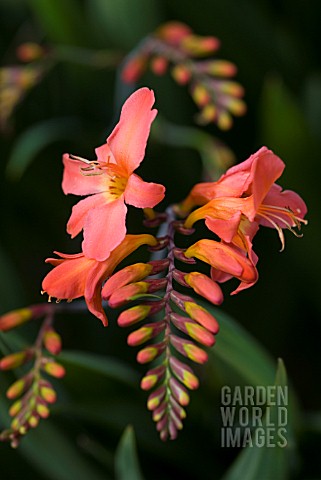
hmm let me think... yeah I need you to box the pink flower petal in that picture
[107,88,157,174]
[66,193,107,238]
[62,153,107,196]
[205,210,242,243]
[94,143,116,165]
[124,173,165,208]
[82,197,127,261]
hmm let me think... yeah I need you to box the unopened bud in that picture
[169,377,190,406]
[9,399,22,417]
[117,305,151,327]
[102,263,152,300]
[169,396,186,419]
[170,334,208,364]
[199,60,237,77]
[156,413,168,432]
[141,364,166,391]
[147,385,166,410]
[171,64,191,85]
[170,408,183,430]
[171,313,215,347]
[173,248,196,264]
[181,35,220,56]
[108,282,149,308]
[152,401,166,422]
[6,374,32,399]
[184,272,223,305]
[150,56,168,75]
[121,55,147,83]
[43,328,62,355]
[36,403,50,419]
[185,302,219,334]
[0,350,33,370]
[42,360,65,378]
[40,386,57,404]
[192,84,211,107]
[169,357,199,390]
[136,341,166,364]
[127,321,165,347]
[0,308,32,331]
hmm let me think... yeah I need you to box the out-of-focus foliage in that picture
[0,0,320,478]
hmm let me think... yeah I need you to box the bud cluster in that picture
[121,21,246,129]
[0,306,64,447]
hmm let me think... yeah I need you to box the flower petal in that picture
[124,173,165,208]
[260,183,308,227]
[42,255,92,300]
[82,197,127,261]
[107,88,157,174]
[66,193,107,238]
[62,154,107,196]
[84,262,110,326]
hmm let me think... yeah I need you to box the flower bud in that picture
[170,313,215,347]
[102,263,153,299]
[169,396,186,419]
[43,328,62,355]
[141,364,166,391]
[127,321,165,347]
[147,385,166,410]
[136,341,166,364]
[36,403,50,419]
[0,308,32,331]
[40,386,57,404]
[181,35,220,55]
[170,408,183,430]
[108,282,149,308]
[152,400,166,421]
[156,21,192,45]
[173,248,196,264]
[191,84,211,107]
[42,360,65,378]
[171,64,191,85]
[121,55,147,83]
[184,272,224,305]
[170,335,208,364]
[168,418,178,440]
[9,399,22,417]
[185,302,219,334]
[199,60,237,77]
[117,305,151,327]
[6,373,32,399]
[0,350,33,370]
[169,357,199,390]
[150,56,168,75]
[169,377,190,406]
[156,413,168,432]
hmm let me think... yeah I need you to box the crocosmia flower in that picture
[62,87,165,261]
[183,147,307,250]
[42,234,157,326]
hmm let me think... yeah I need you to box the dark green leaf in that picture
[114,425,144,480]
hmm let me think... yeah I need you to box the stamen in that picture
[257,211,285,251]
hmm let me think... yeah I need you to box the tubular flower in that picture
[41,234,157,326]
[62,87,165,261]
[184,147,307,250]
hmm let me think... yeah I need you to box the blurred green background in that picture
[0,0,320,479]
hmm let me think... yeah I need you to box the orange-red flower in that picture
[42,234,157,326]
[183,147,307,251]
[62,88,165,261]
